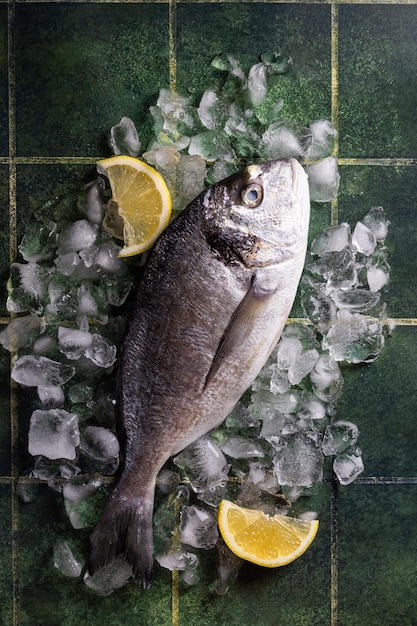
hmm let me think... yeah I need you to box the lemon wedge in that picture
[97,155,172,258]
[218,500,319,567]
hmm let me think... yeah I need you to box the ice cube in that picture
[11,355,75,387]
[306,119,337,161]
[78,181,105,225]
[305,156,340,202]
[352,221,377,256]
[58,219,98,254]
[259,121,311,160]
[197,89,227,130]
[13,262,54,300]
[219,436,265,459]
[276,338,302,371]
[297,392,327,422]
[109,116,140,157]
[322,310,384,363]
[310,223,351,255]
[28,409,80,460]
[362,206,390,241]
[268,363,290,394]
[37,385,65,409]
[0,314,43,351]
[300,276,336,330]
[79,426,120,474]
[55,252,81,276]
[18,222,57,262]
[188,130,236,163]
[63,478,103,529]
[53,538,84,578]
[273,433,323,487]
[214,540,243,596]
[58,326,93,360]
[17,481,39,503]
[330,288,380,313]
[322,421,359,456]
[84,555,133,596]
[156,548,199,574]
[288,349,320,385]
[310,355,343,403]
[174,437,230,493]
[179,505,218,549]
[95,242,125,274]
[84,334,117,368]
[247,62,268,106]
[333,446,364,485]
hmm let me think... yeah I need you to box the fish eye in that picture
[241,183,263,208]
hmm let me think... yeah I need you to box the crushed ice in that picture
[3,52,393,594]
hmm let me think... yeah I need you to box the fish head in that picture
[202,158,310,268]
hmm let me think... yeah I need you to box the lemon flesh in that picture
[218,499,319,567]
[97,155,172,258]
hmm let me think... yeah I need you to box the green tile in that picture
[338,165,417,318]
[337,327,417,477]
[339,6,417,158]
[15,3,170,157]
[19,484,173,626]
[338,483,417,626]
[0,485,12,626]
[0,6,8,155]
[177,3,331,125]
[180,483,332,626]
[0,164,9,316]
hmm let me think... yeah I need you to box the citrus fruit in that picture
[97,155,172,258]
[218,499,319,567]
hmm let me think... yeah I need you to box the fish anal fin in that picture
[204,275,276,390]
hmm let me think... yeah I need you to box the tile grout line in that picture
[330,3,339,228]
[8,2,20,626]
[330,5,339,626]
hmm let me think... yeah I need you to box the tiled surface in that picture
[1,2,417,625]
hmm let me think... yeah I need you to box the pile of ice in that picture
[110,52,339,211]
[2,52,393,595]
[3,185,133,493]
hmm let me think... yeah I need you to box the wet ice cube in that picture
[333,446,364,485]
[322,421,359,456]
[84,334,117,368]
[352,221,377,256]
[276,337,302,371]
[269,363,290,394]
[109,116,140,157]
[28,409,80,460]
[80,426,120,468]
[306,119,337,161]
[297,392,326,422]
[63,478,103,529]
[18,222,57,263]
[156,548,199,573]
[55,252,81,276]
[37,385,65,409]
[363,206,390,241]
[53,538,84,578]
[179,505,218,549]
[95,242,125,274]
[84,555,133,596]
[311,223,351,255]
[174,437,229,492]
[188,130,236,163]
[11,355,75,387]
[330,288,380,314]
[259,121,311,160]
[78,181,105,225]
[273,433,323,487]
[219,436,265,459]
[247,62,268,106]
[58,326,93,360]
[13,262,54,300]
[58,219,98,254]
[300,276,336,330]
[288,349,320,385]
[197,89,227,130]
[214,540,243,596]
[0,314,43,351]
[305,156,340,202]
[310,355,343,403]
[322,310,384,364]
[366,250,390,292]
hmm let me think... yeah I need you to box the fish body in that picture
[89,158,310,587]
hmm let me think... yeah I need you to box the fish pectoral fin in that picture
[203,275,276,390]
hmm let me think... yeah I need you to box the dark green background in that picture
[1,2,416,625]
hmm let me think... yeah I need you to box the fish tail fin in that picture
[89,484,155,589]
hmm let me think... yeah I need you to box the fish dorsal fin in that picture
[203,275,276,390]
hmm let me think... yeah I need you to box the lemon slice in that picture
[218,500,319,567]
[97,155,172,258]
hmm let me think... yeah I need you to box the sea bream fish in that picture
[89,157,310,588]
